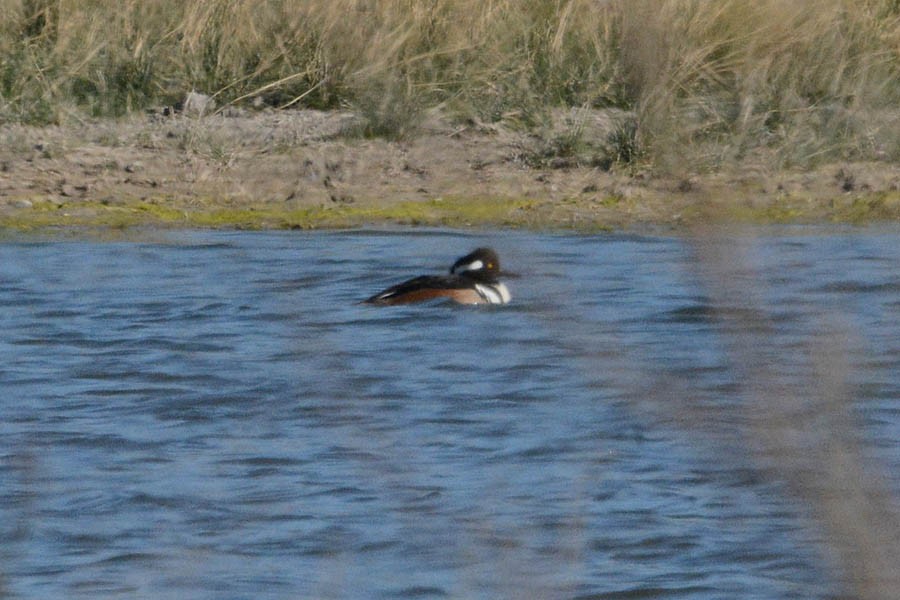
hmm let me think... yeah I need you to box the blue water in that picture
[1,227,898,599]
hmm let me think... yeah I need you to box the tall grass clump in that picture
[303,0,623,136]
[616,0,900,169]
[1,0,899,167]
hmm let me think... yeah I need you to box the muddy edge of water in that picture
[1,109,899,230]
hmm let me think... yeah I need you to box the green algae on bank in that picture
[704,190,900,225]
[0,196,549,231]
[832,192,900,224]
[2,190,899,232]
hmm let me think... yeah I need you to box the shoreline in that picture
[2,109,899,232]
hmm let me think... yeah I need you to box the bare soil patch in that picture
[2,109,899,230]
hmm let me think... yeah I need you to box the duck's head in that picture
[450,247,504,280]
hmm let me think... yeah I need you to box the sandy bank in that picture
[2,109,899,231]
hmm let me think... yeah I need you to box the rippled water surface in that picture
[1,227,898,599]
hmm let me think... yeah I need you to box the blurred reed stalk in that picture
[689,230,900,600]
[534,229,900,599]
[1,0,899,167]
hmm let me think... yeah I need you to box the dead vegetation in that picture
[1,0,900,172]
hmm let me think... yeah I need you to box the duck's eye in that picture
[487,262,493,269]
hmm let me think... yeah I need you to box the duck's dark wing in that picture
[364,275,474,305]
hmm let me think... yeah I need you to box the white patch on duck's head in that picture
[451,259,483,274]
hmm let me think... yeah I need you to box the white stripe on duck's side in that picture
[475,282,511,305]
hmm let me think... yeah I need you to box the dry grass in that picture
[1,0,899,168]
[619,0,900,170]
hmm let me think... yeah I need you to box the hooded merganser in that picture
[364,247,512,305]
